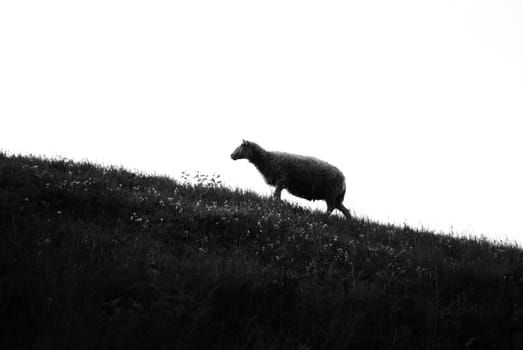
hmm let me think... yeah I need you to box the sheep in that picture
[230,140,351,219]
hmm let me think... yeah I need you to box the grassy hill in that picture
[1,152,523,349]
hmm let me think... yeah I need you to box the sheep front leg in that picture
[273,185,283,200]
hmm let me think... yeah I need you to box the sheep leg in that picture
[273,185,283,200]
[336,203,352,220]
[326,201,334,216]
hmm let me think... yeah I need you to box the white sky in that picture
[1,1,522,243]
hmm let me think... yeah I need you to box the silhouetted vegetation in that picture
[1,152,523,349]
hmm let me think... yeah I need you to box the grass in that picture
[1,151,523,349]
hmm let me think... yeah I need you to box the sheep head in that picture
[231,140,256,160]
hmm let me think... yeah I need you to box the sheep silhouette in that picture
[231,140,351,219]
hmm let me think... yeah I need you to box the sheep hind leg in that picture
[336,203,351,220]
[335,190,351,220]
[326,201,334,217]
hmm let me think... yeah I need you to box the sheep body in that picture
[231,140,351,219]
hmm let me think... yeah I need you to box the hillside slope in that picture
[1,152,523,349]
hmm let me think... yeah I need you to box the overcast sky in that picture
[1,1,522,243]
